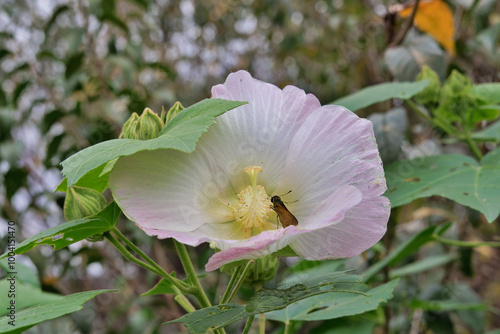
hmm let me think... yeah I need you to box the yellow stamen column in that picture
[231,166,272,234]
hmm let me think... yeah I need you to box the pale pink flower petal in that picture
[290,196,390,259]
[109,70,390,272]
[110,149,236,233]
[277,105,387,222]
[206,185,363,271]
[202,70,321,192]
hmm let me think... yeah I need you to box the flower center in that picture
[232,166,272,232]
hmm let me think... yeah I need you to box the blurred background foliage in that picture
[0,0,499,333]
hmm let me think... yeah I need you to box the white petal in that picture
[204,70,321,193]
[278,105,386,220]
[109,149,236,233]
[290,196,390,259]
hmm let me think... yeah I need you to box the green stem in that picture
[225,260,255,304]
[173,294,196,313]
[242,316,255,334]
[111,228,191,292]
[405,99,434,123]
[173,240,212,309]
[405,100,459,136]
[105,232,197,313]
[463,134,483,160]
[284,321,291,334]
[105,232,158,274]
[220,265,242,304]
[258,313,266,334]
[433,233,500,247]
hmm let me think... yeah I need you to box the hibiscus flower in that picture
[109,70,389,271]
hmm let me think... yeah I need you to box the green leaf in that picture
[265,279,399,322]
[332,81,428,112]
[56,158,117,193]
[311,317,376,334]
[0,280,61,317]
[61,98,246,187]
[467,105,500,126]
[0,289,115,334]
[389,254,456,279]
[0,202,120,258]
[271,245,298,257]
[385,149,500,222]
[472,121,500,142]
[0,258,40,288]
[64,186,107,221]
[167,271,370,333]
[363,224,448,281]
[470,83,500,104]
[141,277,180,296]
[409,299,487,312]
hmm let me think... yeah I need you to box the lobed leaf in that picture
[166,272,395,333]
[265,279,399,322]
[385,148,500,222]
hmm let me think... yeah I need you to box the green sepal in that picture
[414,66,441,105]
[64,186,107,221]
[163,101,185,124]
[135,107,164,140]
[119,112,140,139]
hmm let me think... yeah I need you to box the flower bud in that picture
[414,66,441,105]
[119,112,140,139]
[162,101,185,124]
[441,70,472,105]
[243,255,279,286]
[135,108,164,140]
[64,186,107,221]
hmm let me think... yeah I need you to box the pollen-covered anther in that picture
[232,166,271,230]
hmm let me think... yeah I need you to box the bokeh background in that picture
[0,0,499,333]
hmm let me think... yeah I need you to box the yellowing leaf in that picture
[399,0,456,56]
